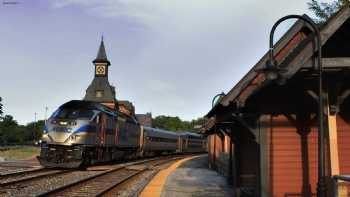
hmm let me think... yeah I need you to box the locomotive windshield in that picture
[51,108,95,120]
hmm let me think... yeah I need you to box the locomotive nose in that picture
[48,126,73,143]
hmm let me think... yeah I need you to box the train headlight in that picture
[41,134,50,142]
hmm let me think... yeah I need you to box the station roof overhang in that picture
[203,6,350,133]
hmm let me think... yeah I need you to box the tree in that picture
[152,115,206,132]
[308,0,349,23]
[190,117,208,131]
[25,120,45,142]
[1,115,17,127]
[0,114,45,145]
[153,115,190,131]
[0,115,20,145]
[0,97,3,118]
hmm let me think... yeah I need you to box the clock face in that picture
[96,65,106,75]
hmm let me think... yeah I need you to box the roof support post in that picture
[326,91,339,177]
[228,128,233,186]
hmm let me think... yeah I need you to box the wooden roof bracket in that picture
[308,87,350,115]
[231,113,258,141]
[336,89,350,114]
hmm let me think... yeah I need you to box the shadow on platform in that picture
[161,155,233,197]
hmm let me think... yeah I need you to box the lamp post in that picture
[267,15,325,196]
[212,92,225,108]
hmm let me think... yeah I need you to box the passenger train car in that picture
[38,100,206,168]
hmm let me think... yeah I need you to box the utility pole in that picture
[34,112,37,141]
[44,107,48,123]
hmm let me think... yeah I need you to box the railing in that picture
[333,175,350,197]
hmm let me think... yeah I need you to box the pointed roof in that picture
[206,5,350,119]
[93,37,111,65]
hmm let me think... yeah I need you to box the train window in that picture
[147,136,177,143]
[51,108,95,120]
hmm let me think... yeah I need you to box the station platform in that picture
[140,154,234,197]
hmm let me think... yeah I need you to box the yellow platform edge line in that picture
[140,156,198,197]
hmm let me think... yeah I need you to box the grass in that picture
[0,146,40,161]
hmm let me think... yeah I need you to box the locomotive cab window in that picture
[50,108,96,120]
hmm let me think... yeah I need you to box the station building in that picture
[203,6,350,196]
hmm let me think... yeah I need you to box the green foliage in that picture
[152,115,207,132]
[152,116,190,131]
[0,114,45,145]
[25,120,45,142]
[308,0,349,23]
[0,97,3,118]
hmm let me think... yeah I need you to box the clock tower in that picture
[84,37,117,108]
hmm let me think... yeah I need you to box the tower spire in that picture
[84,37,116,104]
[93,36,110,65]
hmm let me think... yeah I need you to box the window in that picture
[96,90,104,98]
[51,108,95,120]
[147,136,177,143]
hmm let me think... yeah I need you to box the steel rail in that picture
[0,169,72,187]
[97,156,184,197]
[36,165,128,197]
[36,156,184,197]
[95,168,148,197]
[0,167,45,178]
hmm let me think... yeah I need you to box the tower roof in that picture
[93,37,111,65]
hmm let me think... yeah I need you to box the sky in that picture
[0,0,331,124]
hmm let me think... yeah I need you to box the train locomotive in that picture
[38,100,207,168]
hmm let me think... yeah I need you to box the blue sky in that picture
[0,0,329,124]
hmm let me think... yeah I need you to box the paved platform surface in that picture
[141,154,234,197]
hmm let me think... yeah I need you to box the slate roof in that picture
[93,38,111,65]
[84,38,115,103]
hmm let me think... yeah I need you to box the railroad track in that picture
[37,156,184,197]
[0,167,45,178]
[0,168,71,187]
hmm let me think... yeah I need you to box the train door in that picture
[177,136,182,153]
[182,137,187,152]
[105,116,116,145]
[115,116,119,145]
[125,117,139,147]
[97,114,107,146]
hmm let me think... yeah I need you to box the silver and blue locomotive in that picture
[38,100,207,168]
